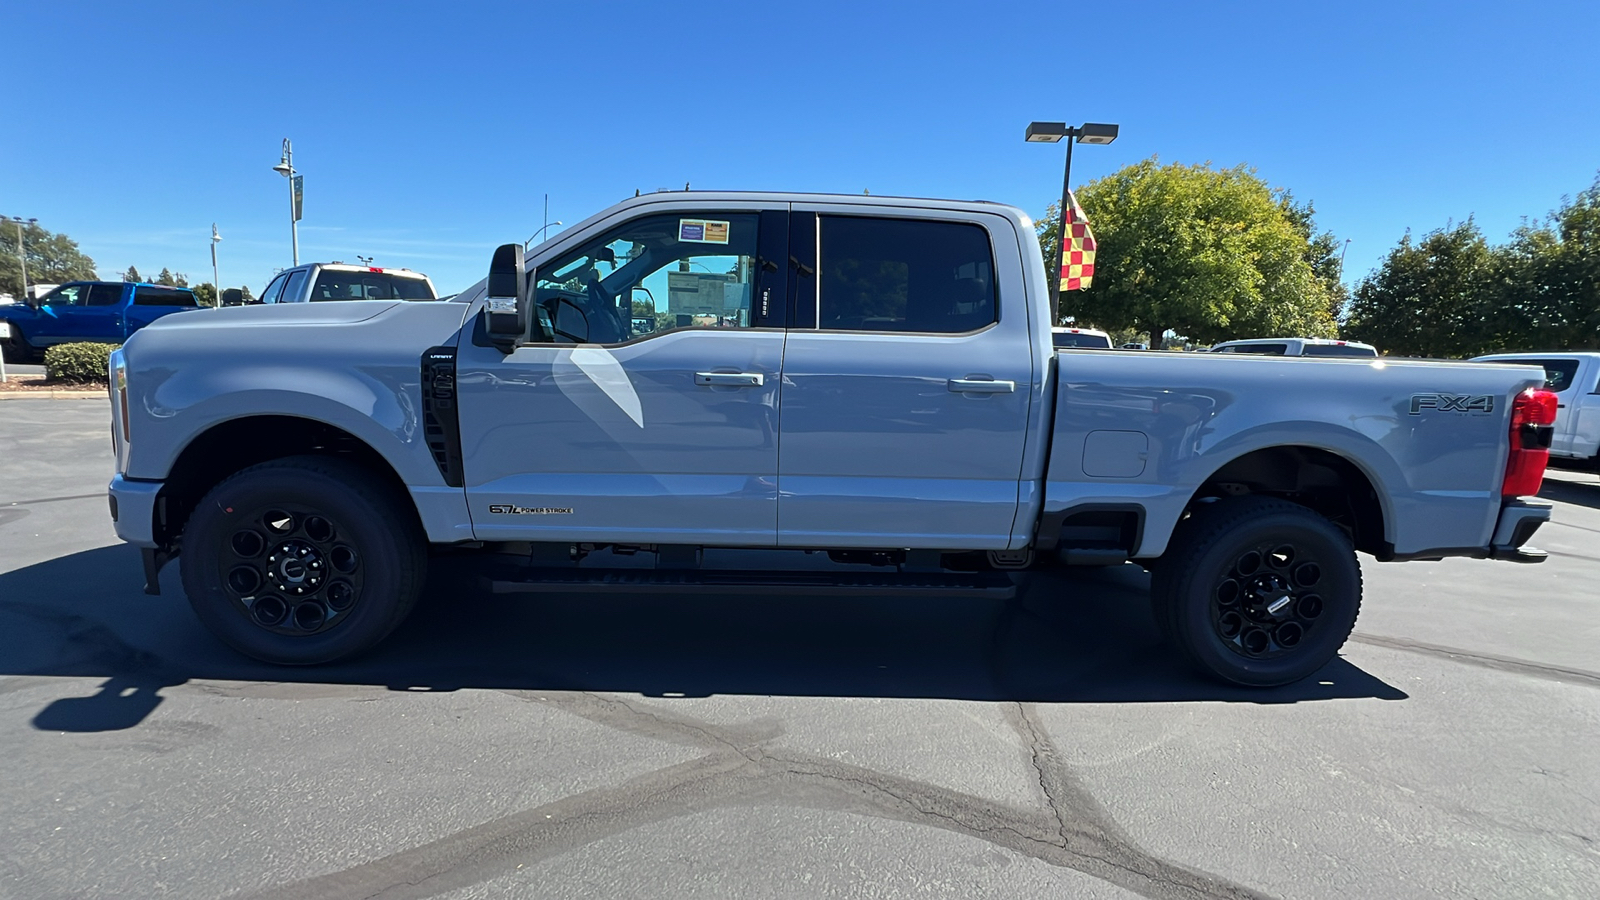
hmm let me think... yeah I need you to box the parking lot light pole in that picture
[210,224,222,307]
[272,139,299,266]
[1025,121,1119,324]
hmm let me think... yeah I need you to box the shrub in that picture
[44,342,118,384]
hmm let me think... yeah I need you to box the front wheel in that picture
[1,332,35,364]
[180,456,427,665]
[1152,496,1362,687]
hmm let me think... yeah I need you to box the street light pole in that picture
[272,139,299,266]
[1024,121,1119,325]
[210,224,222,306]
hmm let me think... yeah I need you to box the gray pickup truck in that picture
[106,192,1560,686]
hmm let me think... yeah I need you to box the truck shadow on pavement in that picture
[2,544,1406,732]
[1540,476,1600,510]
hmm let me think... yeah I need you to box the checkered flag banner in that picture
[1060,191,1097,292]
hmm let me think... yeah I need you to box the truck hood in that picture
[142,301,402,330]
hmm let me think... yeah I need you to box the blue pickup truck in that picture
[0,281,200,362]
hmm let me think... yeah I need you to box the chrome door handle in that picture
[695,371,764,387]
[948,378,1015,394]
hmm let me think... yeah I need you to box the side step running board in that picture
[482,567,1018,599]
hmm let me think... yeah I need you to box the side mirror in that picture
[485,243,527,352]
[221,288,243,306]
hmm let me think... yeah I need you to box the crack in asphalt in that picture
[227,689,1270,900]
[1350,633,1600,688]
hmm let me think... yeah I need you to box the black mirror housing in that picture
[485,243,527,352]
[220,288,243,306]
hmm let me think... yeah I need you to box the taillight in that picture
[1501,388,1557,497]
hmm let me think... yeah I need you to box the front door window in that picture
[532,213,767,344]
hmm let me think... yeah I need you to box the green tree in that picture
[239,284,254,303]
[191,283,218,307]
[1041,159,1336,347]
[154,268,188,287]
[1495,175,1600,351]
[0,218,97,298]
[123,265,142,282]
[1279,192,1350,324]
[1343,221,1499,358]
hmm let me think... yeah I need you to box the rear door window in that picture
[816,216,996,334]
[281,270,310,303]
[132,286,197,307]
[1483,358,1582,393]
[86,284,124,306]
[259,274,289,304]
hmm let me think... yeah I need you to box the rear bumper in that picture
[1379,498,1551,563]
[1488,498,1552,563]
[108,475,163,548]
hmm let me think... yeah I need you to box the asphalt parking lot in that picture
[2,399,1597,899]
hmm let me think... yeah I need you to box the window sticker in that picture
[679,219,730,245]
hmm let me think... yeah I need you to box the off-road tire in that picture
[180,455,427,665]
[1152,496,1362,687]
[2,332,35,364]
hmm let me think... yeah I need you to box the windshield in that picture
[1052,331,1112,349]
[311,270,435,301]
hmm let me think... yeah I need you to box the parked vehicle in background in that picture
[107,190,1557,687]
[0,281,199,362]
[259,263,436,304]
[1051,326,1113,349]
[1208,338,1379,358]
[1474,352,1600,464]
[1120,342,1149,350]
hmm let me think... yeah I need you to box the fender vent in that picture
[421,346,463,487]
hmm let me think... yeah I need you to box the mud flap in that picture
[141,546,176,595]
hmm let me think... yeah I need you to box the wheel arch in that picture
[155,415,421,548]
[1180,444,1391,557]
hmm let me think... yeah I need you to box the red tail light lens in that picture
[1502,388,1557,497]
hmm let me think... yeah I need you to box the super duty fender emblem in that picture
[488,505,575,515]
[1409,393,1495,415]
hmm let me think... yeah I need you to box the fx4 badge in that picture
[488,505,574,515]
[1410,393,1495,415]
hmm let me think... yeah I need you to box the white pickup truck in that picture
[1475,352,1600,464]
[105,191,1561,686]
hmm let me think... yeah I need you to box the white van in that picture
[1209,338,1378,358]
[1473,352,1600,463]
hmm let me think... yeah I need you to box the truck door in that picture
[776,209,1037,550]
[124,285,199,335]
[456,207,790,545]
[32,284,119,346]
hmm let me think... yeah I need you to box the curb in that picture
[0,390,109,401]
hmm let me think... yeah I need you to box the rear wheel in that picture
[1152,496,1362,687]
[179,456,426,665]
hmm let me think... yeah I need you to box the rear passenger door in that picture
[776,208,1037,550]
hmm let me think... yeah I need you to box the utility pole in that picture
[11,216,35,302]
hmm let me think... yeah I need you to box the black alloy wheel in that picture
[221,506,365,637]
[180,455,426,665]
[1152,496,1362,687]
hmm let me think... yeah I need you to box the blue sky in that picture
[3,0,1597,295]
